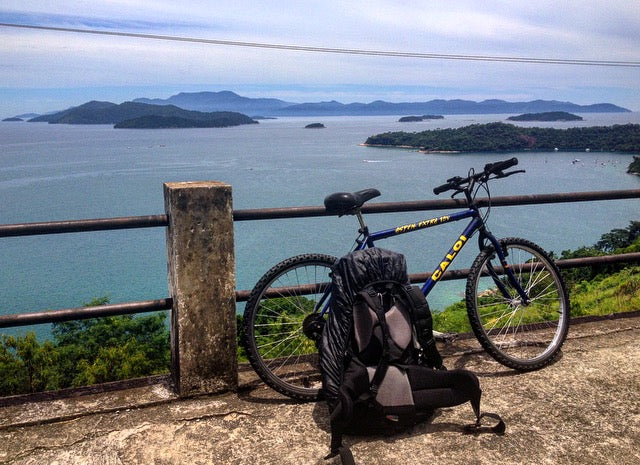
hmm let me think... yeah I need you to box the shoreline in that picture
[359,143,461,153]
[359,143,637,155]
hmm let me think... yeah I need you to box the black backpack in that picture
[319,248,504,463]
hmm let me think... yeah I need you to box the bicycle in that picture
[241,157,570,401]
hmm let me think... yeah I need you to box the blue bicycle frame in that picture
[316,205,530,317]
[359,208,479,296]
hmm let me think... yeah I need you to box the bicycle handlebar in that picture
[433,179,460,195]
[484,157,518,175]
[433,157,521,195]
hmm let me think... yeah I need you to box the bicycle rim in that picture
[466,238,570,370]
[242,254,336,400]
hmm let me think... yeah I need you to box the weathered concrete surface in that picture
[1,316,638,465]
[164,181,237,396]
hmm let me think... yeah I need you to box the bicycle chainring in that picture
[302,314,325,342]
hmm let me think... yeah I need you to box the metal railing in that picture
[1,188,639,329]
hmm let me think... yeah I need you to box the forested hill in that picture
[28,101,257,128]
[364,122,640,153]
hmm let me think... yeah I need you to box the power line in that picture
[2,22,640,68]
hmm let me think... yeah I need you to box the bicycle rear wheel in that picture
[242,254,337,401]
[466,237,570,371]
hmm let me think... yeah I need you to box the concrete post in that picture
[163,181,237,396]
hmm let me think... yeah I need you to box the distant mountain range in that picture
[10,91,631,125]
[133,91,630,116]
[134,91,294,115]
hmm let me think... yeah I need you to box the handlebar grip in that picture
[433,183,452,195]
[484,157,518,175]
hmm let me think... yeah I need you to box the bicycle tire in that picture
[465,237,570,371]
[242,253,337,401]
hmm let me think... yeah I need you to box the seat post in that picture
[355,209,368,234]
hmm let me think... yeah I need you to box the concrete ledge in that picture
[1,316,639,465]
[0,376,176,429]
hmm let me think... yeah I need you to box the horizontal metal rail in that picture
[233,189,640,220]
[1,190,639,236]
[0,189,638,328]
[0,299,172,329]
[0,215,168,238]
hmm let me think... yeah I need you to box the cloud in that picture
[1,0,639,115]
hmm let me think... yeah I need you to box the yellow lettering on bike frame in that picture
[431,234,468,282]
[395,215,451,235]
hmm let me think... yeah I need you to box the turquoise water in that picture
[1,114,639,338]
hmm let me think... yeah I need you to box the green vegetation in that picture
[628,156,640,175]
[236,296,322,366]
[568,266,639,317]
[507,111,582,122]
[365,122,640,153]
[0,297,169,396]
[430,300,472,334]
[432,221,640,332]
[250,297,318,357]
[558,221,640,318]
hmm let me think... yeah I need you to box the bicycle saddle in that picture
[324,188,381,216]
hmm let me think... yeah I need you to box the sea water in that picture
[1,113,639,339]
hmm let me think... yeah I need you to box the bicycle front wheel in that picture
[242,254,337,401]
[466,237,569,371]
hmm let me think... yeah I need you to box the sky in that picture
[1,1,639,117]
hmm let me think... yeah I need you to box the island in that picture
[28,100,258,129]
[364,122,640,153]
[507,111,583,122]
[398,115,444,122]
[628,156,640,175]
[114,114,257,129]
[305,123,325,129]
[2,117,23,122]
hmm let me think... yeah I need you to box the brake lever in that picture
[495,169,526,179]
[450,187,466,199]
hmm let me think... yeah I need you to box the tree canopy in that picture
[365,122,640,153]
[0,297,170,396]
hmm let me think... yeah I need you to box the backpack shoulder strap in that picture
[357,286,392,395]
[464,412,507,435]
[461,374,506,435]
[402,285,444,369]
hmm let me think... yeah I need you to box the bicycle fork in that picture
[481,233,531,306]
[420,218,531,307]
